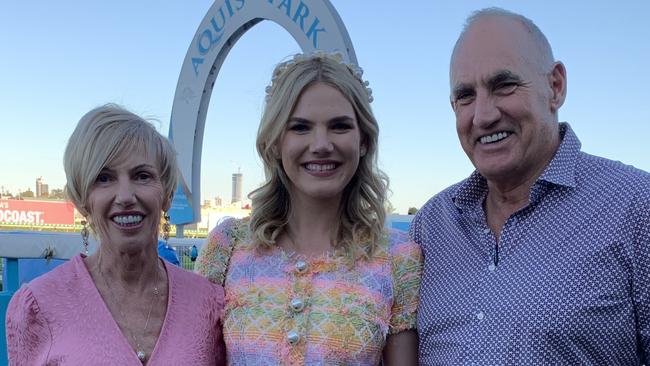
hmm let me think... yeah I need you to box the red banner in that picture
[0,199,75,225]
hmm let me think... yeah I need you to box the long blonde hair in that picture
[249,53,388,262]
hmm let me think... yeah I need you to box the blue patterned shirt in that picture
[411,123,650,365]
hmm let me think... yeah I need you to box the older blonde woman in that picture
[6,105,225,365]
[196,53,422,365]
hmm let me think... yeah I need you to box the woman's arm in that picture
[382,329,418,365]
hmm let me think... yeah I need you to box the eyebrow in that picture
[452,70,523,99]
[99,164,156,173]
[329,116,355,124]
[132,164,156,171]
[288,115,355,124]
[452,83,474,100]
[486,70,523,88]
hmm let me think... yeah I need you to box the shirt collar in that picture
[452,122,581,210]
[537,122,581,188]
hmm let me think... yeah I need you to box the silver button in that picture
[488,264,496,272]
[476,311,485,320]
[295,260,308,273]
[482,228,491,234]
[287,330,300,345]
[290,298,305,312]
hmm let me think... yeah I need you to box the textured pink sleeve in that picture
[5,286,52,365]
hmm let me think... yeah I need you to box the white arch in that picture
[168,0,357,225]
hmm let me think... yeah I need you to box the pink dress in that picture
[5,255,226,365]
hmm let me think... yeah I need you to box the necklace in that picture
[98,261,163,363]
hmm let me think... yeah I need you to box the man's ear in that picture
[549,61,567,112]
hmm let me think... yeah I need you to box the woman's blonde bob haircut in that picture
[249,53,389,261]
[63,104,179,218]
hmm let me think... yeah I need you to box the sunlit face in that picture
[450,16,561,184]
[86,150,168,253]
[279,82,365,203]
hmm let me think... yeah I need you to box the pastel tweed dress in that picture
[195,218,422,365]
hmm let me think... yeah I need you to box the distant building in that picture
[199,205,252,232]
[231,172,243,204]
[214,196,223,207]
[36,177,49,198]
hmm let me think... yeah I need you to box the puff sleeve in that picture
[5,286,52,365]
[387,230,423,334]
[195,217,241,286]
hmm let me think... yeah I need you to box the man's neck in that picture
[483,161,547,241]
[483,127,562,239]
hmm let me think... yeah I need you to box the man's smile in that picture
[478,131,511,145]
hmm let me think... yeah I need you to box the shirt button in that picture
[287,330,300,345]
[290,298,305,312]
[295,260,308,273]
[476,311,485,320]
[482,228,491,234]
[488,264,496,272]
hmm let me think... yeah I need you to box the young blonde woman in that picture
[196,52,422,365]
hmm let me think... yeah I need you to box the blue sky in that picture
[1,0,648,214]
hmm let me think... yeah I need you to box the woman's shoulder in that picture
[202,217,249,251]
[207,216,249,244]
[195,217,250,284]
[25,255,86,299]
[379,228,422,273]
[379,228,420,256]
[202,216,250,256]
[7,255,88,323]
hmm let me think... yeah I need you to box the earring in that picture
[80,219,89,255]
[162,212,170,245]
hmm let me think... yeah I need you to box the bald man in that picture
[410,8,650,365]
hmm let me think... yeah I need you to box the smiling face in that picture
[450,15,564,185]
[279,82,365,204]
[86,150,168,254]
